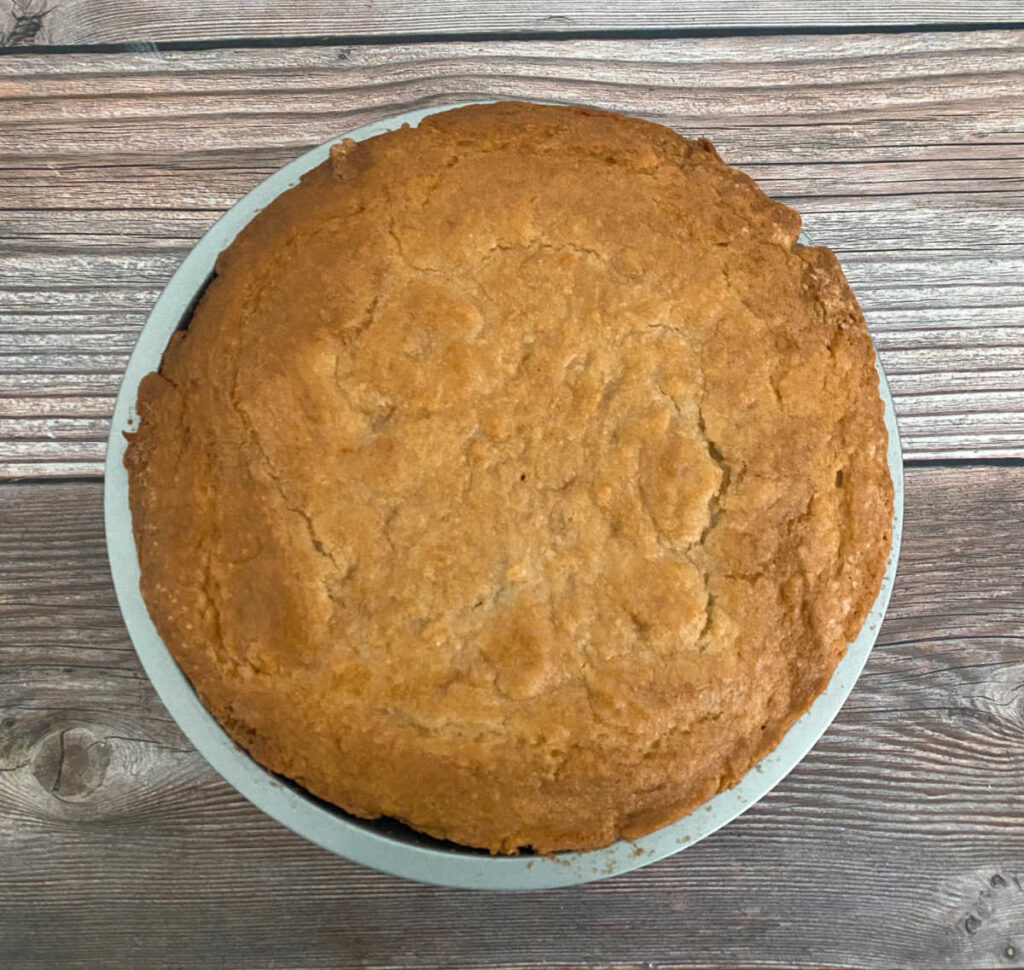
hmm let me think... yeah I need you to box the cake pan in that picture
[105,103,904,890]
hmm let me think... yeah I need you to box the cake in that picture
[125,102,893,853]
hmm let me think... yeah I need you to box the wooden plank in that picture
[1,466,1023,969]
[2,34,1024,475]
[3,1,1024,49]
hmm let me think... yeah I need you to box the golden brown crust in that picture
[126,102,893,853]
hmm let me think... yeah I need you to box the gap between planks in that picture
[2,0,1024,49]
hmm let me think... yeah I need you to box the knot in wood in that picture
[31,726,111,801]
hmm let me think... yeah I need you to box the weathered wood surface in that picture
[1,466,1022,970]
[2,32,1023,476]
[2,1,1024,49]
[2,17,1024,970]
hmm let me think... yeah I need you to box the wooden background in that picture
[1,5,1023,969]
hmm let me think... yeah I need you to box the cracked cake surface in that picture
[126,102,893,853]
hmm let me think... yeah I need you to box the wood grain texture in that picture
[2,32,1024,476]
[2,0,1024,49]
[1,464,1023,970]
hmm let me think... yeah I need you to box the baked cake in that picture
[126,102,893,853]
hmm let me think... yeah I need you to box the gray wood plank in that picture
[1,466,1023,970]
[2,34,1024,475]
[3,1,1024,49]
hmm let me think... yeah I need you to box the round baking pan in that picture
[105,103,904,890]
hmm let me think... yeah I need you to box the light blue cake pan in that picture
[105,103,904,890]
